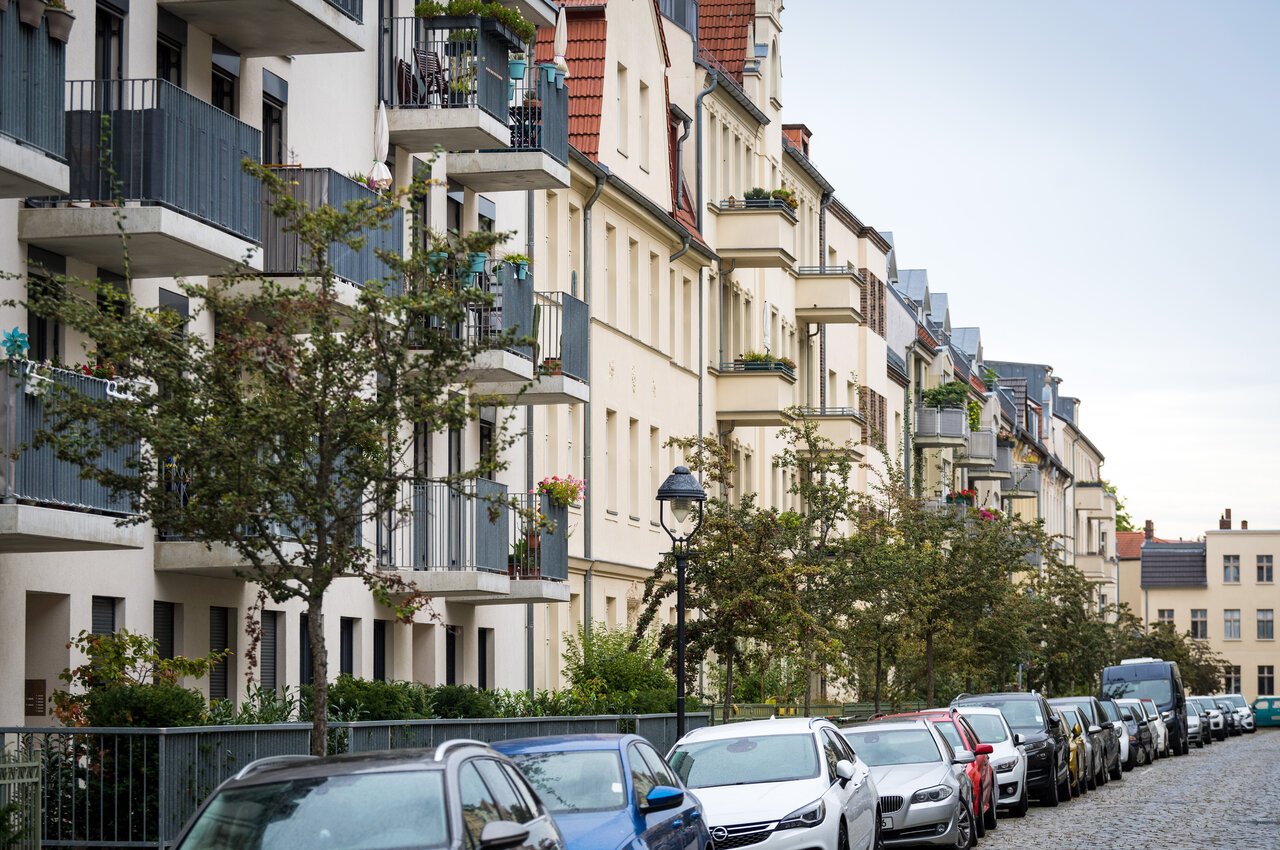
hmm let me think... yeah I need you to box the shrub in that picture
[84,684,206,728]
[562,623,674,696]
[327,676,432,721]
[430,684,497,719]
[921,381,970,409]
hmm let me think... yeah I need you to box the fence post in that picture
[157,731,168,850]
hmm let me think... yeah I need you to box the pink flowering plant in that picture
[535,474,585,508]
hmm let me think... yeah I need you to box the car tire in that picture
[984,784,998,831]
[1086,763,1097,791]
[952,801,974,849]
[1110,756,1123,780]
[1012,785,1029,817]
[838,819,850,850]
[973,791,986,840]
[871,809,885,850]
[1196,734,1205,749]
[1042,775,1060,808]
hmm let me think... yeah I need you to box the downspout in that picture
[670,232,697,460]
[694,70,719,232]
[581,169,608,643]
[525,189,536,697]
[817,192,833,411]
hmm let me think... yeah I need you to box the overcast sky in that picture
[784,0,1280,539]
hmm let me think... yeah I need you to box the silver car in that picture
[841,720,975,848]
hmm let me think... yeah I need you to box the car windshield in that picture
[960,713,1008,744]
[508,750,626,814]
[1056,701,1097,723]
[1224,695,1247,708]
[957,699,1045,734]
[669,734,819,789]
[1103,678,1174,704]
[842,729,943,766]
[1098,702,1119,722]
[177,771,448,850]
[1060,709,1082,730]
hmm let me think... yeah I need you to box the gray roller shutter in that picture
[91,596,116,635]
[153,602,175,659]
[209,607,230,700]
[260,611,278,691]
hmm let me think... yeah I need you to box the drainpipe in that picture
[694,70,720,232]
[525,189,536,697]
[581,168,608,642]
[817,192,833,411]
[670,233,699,461]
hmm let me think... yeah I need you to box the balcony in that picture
[714,360,797,428]
[453,493,569,604]
[155,520,304,580]
[252,166,404,306]
[1001,465,1041,500]
[380,16,523,152]
[156,0,364,57]
[712,198,797,269]
[499,0,556,27]
[795,408,866,457]
[1075,481,1113,518]
[0,362,146,553]
[792,267,864,325]
[0,7,68,197]
[913,406,967,448]
[377,479,513,600]
[968,444,1013,481]
[956,428,996,468]
[1074,551,1109,582]
[449,69,570,191]
[479,288,588,404]
[21,79,262,278]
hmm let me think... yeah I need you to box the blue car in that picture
[493,734,709,850]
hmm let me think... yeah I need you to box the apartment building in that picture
[1140,510,1280,701]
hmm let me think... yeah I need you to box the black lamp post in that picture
[655,464,705,739]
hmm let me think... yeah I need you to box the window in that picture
[339,617,355,676]
[1190,609,1208,640]
[1227,666,1242,695]
[95,4,125,82]
[628,239,640,336]
[474,758,529,823]
[605,224,618,325]
[212,67,237,115]
[649,253,660,346]
[459,761,501,845]
[26,271,63,363]
[154,602,176,661]
[300,613,312,686]
[91,596,117,635]
[445,626,459,685]
[649,427,660,522]
[820,730,842,780]
[639,81,651,169]
[260,610,279,691]
[373,619,388,681]
[1224,609,1241,640]
[1224,555,1241,584]
[262,94,286,164]
[1260,665,1275,697]
[209,606,231,700]
[478,627,494,690]
[605,409,618,512]
[1260,555,1274,583]
[628,418,639,519]
[616,64,629,155]
[1260,609,1275,641]
[157,36,183,85]
[1157,609,1174,626]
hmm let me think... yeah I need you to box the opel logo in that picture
[711,826,729,842]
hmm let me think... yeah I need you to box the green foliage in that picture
[1102,480,1136,532]
[413,1,537,42]
[982,366,999,388]
[967,399,982,431]
[326,676,432,721]
[0,799,26,848]
[83,684,206,728]
[502,253,531,265]
[429,684,498,719]
[921,381,970,409]
[206,684,300,725]
[744,187,770,200]
[563,623,675,695]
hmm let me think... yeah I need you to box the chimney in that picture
[1220,508,1232,530]
[782,123,813,157]
[1144,519,1154,541]
[1242,520,1249,530]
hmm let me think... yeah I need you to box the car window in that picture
[960,712,1008,744]
[841,728,942,766]
[670,734,820,789]
[932,721,967,753]
[499,763,541,821]
[508,751,627,814]
[459,762,502,846]
[627,743,660,801]
[820,732,842,780]
[473,759,532,824]
[635,743,680,789]
[824,728,856,764]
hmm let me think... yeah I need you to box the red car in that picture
[880,709,999,836]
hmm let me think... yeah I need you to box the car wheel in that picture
[973,790,986,839]
[1086,763,1097,791]
[1196,734,1205,749]
[1012,784,1029,817]
[838,818,850,850]
[954,801,974,849]
[983,784,998,831]
[871,809,885,850]
[1110,755,1123,781]
[1043,775,1061,808]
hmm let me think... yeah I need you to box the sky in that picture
[783,0,1280,539]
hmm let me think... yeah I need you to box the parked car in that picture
[1216,699,1243,736]
[1096,698,1129,775]
[668,717,880,850]
[1189,696,1226,741]
[171,741,566,850]
[492,734,708,850]
[1101,658,1189,755]
[956,705,1029,817]
[1185,702,1204,748]
[1252,696,1280,727]
[1189,700,1213,746]
[1055,707,1090,797]
[883,710,997,836]
[951,692,1071,808]
[1220,693,1256,732]
[1138,698,1170,757]
[1117,702,1154,768]
[841,719,977,848]
[1049,696,1118,787]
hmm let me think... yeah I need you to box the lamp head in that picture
[656,465,705,540]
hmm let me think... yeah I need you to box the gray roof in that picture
[1141,542,1207,588]
[952,327,981,360]
[928,292,950,330]
[1056,396,1077,425]
[886,348,908,379]
[895,268,929,304]
[996,387,1017,422]
[949,343,972,382]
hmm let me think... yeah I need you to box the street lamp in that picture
[655,465,705,739]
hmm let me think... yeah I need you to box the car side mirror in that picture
[835,759,856,786]
[974,743,993,756]
[1088,725,1102,735]
[479,821,531,850]
[1012,733,1023,746]
[953,750,975,765]
[642,786,685,813]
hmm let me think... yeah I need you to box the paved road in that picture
[979,731,1279,849]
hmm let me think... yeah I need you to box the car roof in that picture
[226,747,465,787]
[954,706,1004,716]
[841,719,930,733]
[490,734,641,754]
[675,717,829,743]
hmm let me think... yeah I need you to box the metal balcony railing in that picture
[499,64,569,163]
[964,428,997,462]
[718,359,797,380]
[156,463,305,544]
[410,259,534,360]
[261,166,404,293]
[0,5,65,159]
[506,493,568,581]
[50,78,261,242]
[1004,464,1042,494]
[324,0,363,22]
[716,197,798,220]
[535,291,588,381]
[1,361,138,516]
[376,478,508,573]
[993,445,1014,475]
[797,407,862,418]
[380,16,520,120]
[795,265,865,281]
[914,406,967,440]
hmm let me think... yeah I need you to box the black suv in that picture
[952,692,1071,807]
[1052,696,1122,785]
[171,740,566,850]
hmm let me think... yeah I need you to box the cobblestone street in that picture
[980,732,1279,849]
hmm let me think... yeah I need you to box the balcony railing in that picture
[1003,465,1041,495]
[716,197,798,220]
[377,478,508,573]
[380,15,521,119]
[795,265,865,281]
[535,291,588,381]
[47,78,261,242]
[498,65,569,163]
[262,166,403,292]
[718,359,797,380]
[1,361,138,516]
[325,0,363,22]
[0,5,65,159]
[505,494,568,582]
[963,428,996,462]
[914,406,967,440]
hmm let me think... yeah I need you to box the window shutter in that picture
[209,607,230,701]
[91,596,116,635]
[260,611,278,691]
[153,602,175,660]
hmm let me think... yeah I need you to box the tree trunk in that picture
[925,628,936,708]
[307,595,329,756]
[874,632,883,713]
[722,646,734,724]
[802,649,813,715]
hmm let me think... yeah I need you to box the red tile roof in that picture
[536,9,607,161]
[698,0,753,83]
[1117,530,1172,559]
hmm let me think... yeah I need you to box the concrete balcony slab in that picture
[475,373,589,406]
[793,269,864,325]
[387,107,511,154]
[388,567,511,599]
[714,364,798,428]
[0,136,68,198]
[154,540,305,580]
[455,577,569,605]
[448,151,570,192]
[0,504,147,553]
[157,0,365,57]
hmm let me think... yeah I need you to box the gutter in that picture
[581,168,608,642]
[694,70,719,232]
[525,189,536,696]
[817,192,833,411]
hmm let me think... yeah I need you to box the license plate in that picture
[881,816,893,831]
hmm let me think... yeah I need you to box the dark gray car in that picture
[1051,696,1121,785]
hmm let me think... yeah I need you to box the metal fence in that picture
[261,166,404,292]
[0,757,40,850]
[501,65,569,163]
[717,359,797,380]
[462,262,534,359]
[716,196,798,220]
[1,360,138,515]
[380,16,516,119]
[505,493,569,582]
[55,78,262,243]
[534,291,588,381]
[377,478,509,573]
[963,428,996,463]
[0,3,65,158]
[324,0,363,22]
[1003,464,1042,496]
[1,714,709,848]
[914,406,967,440]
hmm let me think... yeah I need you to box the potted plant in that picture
[554,66,566,90]
[503,253,530,280]
[542,356,562,375]
[777,356,796,372]
[448,71,475,106]
[921,381,969,409]
[44,0,73,42]
[743,187,770,205]
[427,250,451,272]
[17,0,46,28]
[467,252,489,274]
[738,350,773,371]
[946,488,977,507]
[538,61,558,85]
[508,52,528,81]
[771,187,799,210]
[535,474,585,509]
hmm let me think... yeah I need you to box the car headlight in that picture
[911,785,955,804]
[776,800,825,830]
[1128,735,1137,744]
[993,758,1018,773]
[1022,738,1051,754]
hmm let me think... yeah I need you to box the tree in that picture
[22,163,529,753]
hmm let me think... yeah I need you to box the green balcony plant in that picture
[503,252,531,279]
[921,381,969,409]
[413,0,537,44]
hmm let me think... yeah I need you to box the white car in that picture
[1220,694,1257,732]
[1138,698,1169,757]
[1186,706,1202,745]
[669,718,880,850]
[1100,700,1130,768]
[956,705,1028,817]
[1189,696,1226,740]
